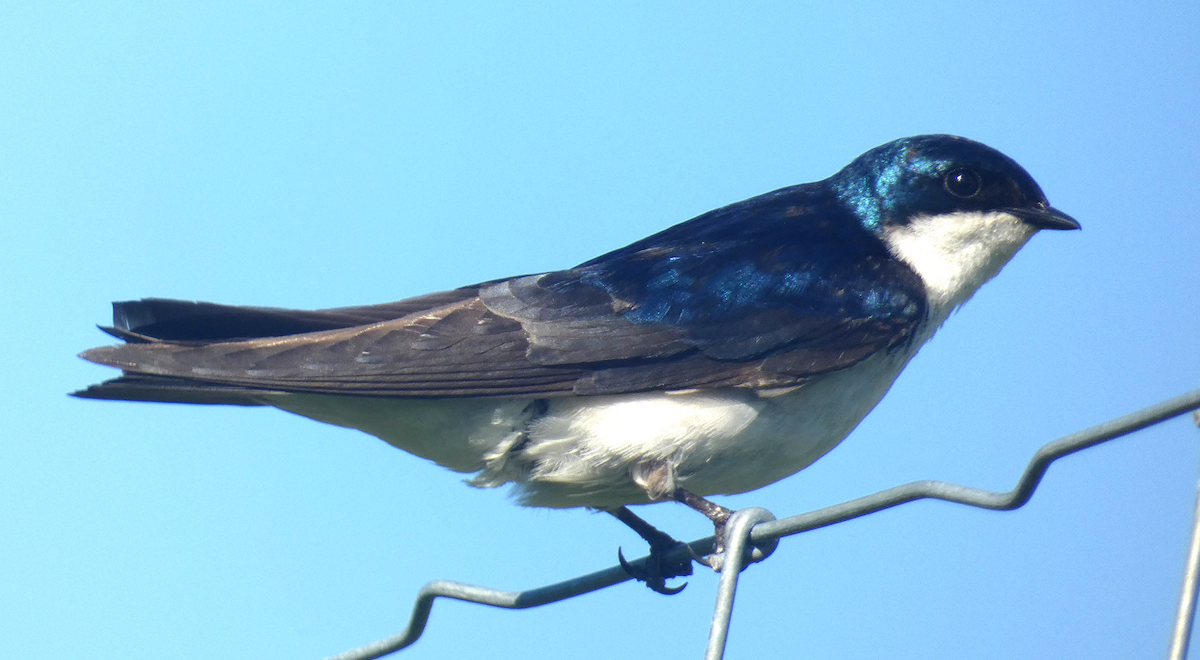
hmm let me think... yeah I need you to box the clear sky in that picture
[4,2,1200,659]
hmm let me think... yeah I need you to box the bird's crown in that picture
[829,134,1052,231]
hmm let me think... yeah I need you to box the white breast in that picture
[883,210,1037,316]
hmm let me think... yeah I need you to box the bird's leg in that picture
[672,488,734,554]
[607,506,694,595]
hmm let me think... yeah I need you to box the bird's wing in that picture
[76,188,927,401]
[99,289,483,342]
[78,294,583,400]
[483,233,926,394]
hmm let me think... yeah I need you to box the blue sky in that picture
[3,2,1199,658]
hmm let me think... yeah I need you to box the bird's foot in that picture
[608,506,695,595]
[617,541,694,595]
[671,488,734,566]
[700,506,780,573]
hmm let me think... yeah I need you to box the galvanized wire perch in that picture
[1167,410,1200,660]
[322,386,1200,660]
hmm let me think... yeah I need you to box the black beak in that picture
[1005,203,1081,231]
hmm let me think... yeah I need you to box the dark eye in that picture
[944,168,982,198]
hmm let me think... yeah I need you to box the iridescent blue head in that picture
[828,134,1079,233]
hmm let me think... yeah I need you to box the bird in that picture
[74,134,1079,593]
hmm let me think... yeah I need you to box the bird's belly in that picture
[262,393,541,474]
[509,352,910,508]
[261,350,910,509]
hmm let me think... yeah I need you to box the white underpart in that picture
[882,210,1038,317]
[265,211,1039,509]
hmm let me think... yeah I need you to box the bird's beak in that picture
[1005,203,1081,231]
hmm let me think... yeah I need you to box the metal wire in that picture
[704,507,776,660]
[1168,411,1200,660]
[322,386,1200,660]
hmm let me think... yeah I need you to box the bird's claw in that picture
[617,545,693,595]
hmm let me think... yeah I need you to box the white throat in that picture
[883,210,1037,325]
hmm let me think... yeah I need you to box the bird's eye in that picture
[944,168,982,198]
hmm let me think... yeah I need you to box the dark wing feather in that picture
[73,374,290,405]
[75,182,927,402]
[79,297,587,400]
[479,184,926,369]
[106,289,481,342]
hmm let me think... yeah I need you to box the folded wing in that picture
[76,184,928,402]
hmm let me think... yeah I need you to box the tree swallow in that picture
[75,134,1079,592]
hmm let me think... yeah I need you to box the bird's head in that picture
[829,134,1080,314]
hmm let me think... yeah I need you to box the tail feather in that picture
[111,289,480,342]
[71,374,278,405]
[74,289,489,404]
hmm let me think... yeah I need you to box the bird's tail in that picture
[73,294,480,405]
